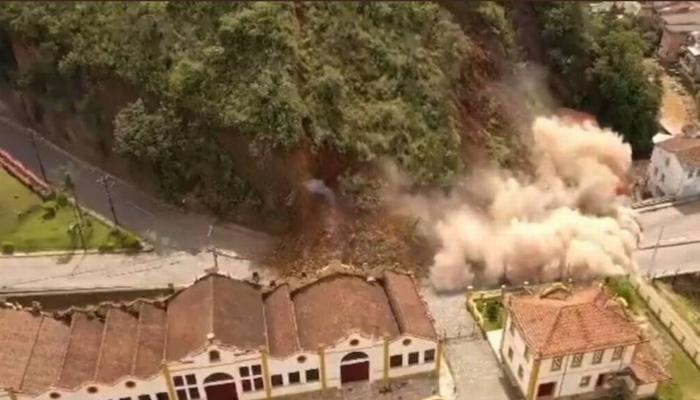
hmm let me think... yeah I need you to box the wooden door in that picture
[204,382,238,400]
[341,361,369,384]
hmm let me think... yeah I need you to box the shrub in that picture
[56,192,69,207]
[98,242,116,253]
[1,241,14,255]
[41,200,58,219]
[122,234,142,250]
[484,300,501,323]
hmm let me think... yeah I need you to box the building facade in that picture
[647,134,700,198]
[0,271,440,400]
[500,284,669,400]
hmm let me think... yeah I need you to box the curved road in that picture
[0,116,273,258]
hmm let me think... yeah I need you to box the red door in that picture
[204,382,238,400]
[341,361,369,384]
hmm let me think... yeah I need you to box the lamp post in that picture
[28,130,49,184]
[98,175,119,226]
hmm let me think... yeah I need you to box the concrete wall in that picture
[501,314,533,396]
[387,336,438,379]
[267,351,323,398]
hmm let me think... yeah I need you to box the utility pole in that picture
[28,130,49,184]
[98,174,119,226]
[648,225,665,278]
[207,224,219,270]
[64,172,87,251]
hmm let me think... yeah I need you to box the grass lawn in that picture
[606,277,700,400]
[475,298,505,331]
[656,281,700,337]
[0,168,135,252]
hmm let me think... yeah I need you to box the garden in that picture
[0,168,140,253]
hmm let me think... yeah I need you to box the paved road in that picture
[422,287,514,400]
[635,201,700,276]
[0,251,276,292]
[0,116,273,257]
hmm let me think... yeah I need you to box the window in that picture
[509,319,515,336]
[661,173,666,182]
[349,339,360,346]
[572,353,583,368]
[424,349,436,363]
[408,352,420,365]
[654,167,659,176]
[87,387,98,394]
[689,170,695,179]
[666,157,670,167]
[551,357,563,371]
[306,369,320,382]
[119,398,132,400]
[240,365,264,392]
[209,350,221,363]
[580,376,591,387]
[289,372,301,384]
[49,394,61,400]
[524,347,530,361]
[156,393,170,400]
[125,381,136,389]
[612,346,625,361]
[593,350,604,364]
[138,396,152,400]
[508,347,514,362]
[173,374,199,400]
[402,338,412,346]
[517,365,524,380]
[297,355,307,363]
[390,354,403,368]
[271,375,284,387]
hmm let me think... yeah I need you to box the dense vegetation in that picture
[535,3,662,157]
[0,2,471,215]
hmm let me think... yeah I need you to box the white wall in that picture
[536,344,635,398]
[647,147,700,198]
[323,333,385,389]
[501,314,533,396]
[387,335,438,378]
[266,351,322,397]
[20,374,169,400]
[636,382,659,398]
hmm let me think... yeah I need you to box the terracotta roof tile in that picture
[20,317,72,394]
[657,136,700,153]
[212,276,266,351]
[629,344,671,384]
[58,313,105,389]
[383,272,436,339]
[264,285,301,357]
[293,274,400,349]
[95,308,139,383]
[0,309,43,389]
[166,277,212,360]
[506,286,642,357]
[132,302,167,378]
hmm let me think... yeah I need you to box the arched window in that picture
[203,372,235,385]
[341,351,369,363]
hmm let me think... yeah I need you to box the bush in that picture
[606,277,635,308]
[98,242,116,253]
[56,192,69,207]
[122,234,142,250]
[484,300,501,323]
[41,200,58,219]
[1,241,14,255]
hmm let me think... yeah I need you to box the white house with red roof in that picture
[500,284,669,400]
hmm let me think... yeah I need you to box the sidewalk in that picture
[632,276,700,366]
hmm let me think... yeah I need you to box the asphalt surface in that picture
[0,116,273,258]
[636,200,700,276]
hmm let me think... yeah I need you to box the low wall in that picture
[0,147,52,199]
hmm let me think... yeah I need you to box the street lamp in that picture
[28,129,49,184]
[97,175,119,226]
[207,224,219,270]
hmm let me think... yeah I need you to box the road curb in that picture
[638,238,700,251]
[0,246,154,259]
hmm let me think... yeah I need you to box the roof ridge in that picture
[541,308,564,354]
[130,301,146,376]
[93,308,111,381]
[56,313,79,387]
[18,315,45,390]
[382,274,407,334]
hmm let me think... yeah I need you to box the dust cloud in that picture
[390,116,641,290]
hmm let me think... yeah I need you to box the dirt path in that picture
[659,74,697,134]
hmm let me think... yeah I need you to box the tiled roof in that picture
[264,285,301,357]
[657,137,700,166]
[0,270,435,396]
[383,271,437,340]
[628,344,671,384]
[293,274,401,349]
[506,286,643,357]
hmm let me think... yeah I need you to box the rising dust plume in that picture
[391,116,642,290]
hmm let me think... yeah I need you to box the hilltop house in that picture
[647,127,700,198]
[655,3,700,61]
[0,270,439,400]
[500,284,669,400]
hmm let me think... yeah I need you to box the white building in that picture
[500,284,669,400]
[0,270,440,400]
[647,131,700,198]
